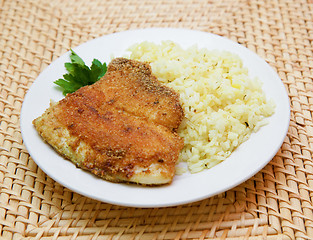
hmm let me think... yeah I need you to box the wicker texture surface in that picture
[1,0,313,239]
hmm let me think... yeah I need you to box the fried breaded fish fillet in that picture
[33,58,184,185]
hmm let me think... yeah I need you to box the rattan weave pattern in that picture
[0,0,312,239]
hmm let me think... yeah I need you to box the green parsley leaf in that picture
[90,59,107,81]
[54,50,107,95]
[69,49,85,66]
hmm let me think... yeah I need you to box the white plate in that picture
[20,28,290,208]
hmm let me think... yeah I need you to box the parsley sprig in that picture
[54,50,107,95]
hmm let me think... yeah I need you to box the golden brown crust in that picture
[33,58,184,185]
[92,58,184,131]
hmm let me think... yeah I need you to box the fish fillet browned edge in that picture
[33,58,184,185]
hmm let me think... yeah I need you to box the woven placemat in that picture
[1,0,313,239]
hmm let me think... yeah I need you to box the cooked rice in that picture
[128,41,275,173]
